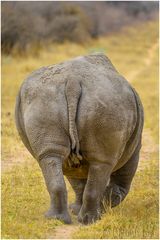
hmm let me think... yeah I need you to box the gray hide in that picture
[15,54,144,224]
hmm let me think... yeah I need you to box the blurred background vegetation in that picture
[2,1,158,55]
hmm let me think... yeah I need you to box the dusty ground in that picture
[50,223,79,239]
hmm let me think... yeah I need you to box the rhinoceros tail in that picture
[15,91,35,157]
[65,78,82,163]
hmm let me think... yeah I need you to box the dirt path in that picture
[50,224,79,239]
[144,42,158,66]
[47,215,80,239]
[138,128,158,172]
[127,41,158,82]
[2,149,33,172]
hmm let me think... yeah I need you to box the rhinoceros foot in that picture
[78,208,101,225]
[104,184,127,208]
[69,202,81,215]
[45,208,71,224]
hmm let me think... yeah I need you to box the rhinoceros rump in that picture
[15,54,144,224]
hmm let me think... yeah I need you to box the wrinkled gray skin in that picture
[15,54,144,225]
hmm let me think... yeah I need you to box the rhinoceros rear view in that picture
[15,54,144,224]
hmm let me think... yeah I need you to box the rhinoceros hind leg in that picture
[103,183,129,208]
[39,156,71,224]
[67,177,87,215]
[103,143,141,209]
[78,162,113,224]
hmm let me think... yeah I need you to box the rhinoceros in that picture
[15,54,144,224]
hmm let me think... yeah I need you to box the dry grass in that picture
[2,20,158,238]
